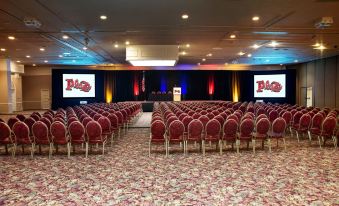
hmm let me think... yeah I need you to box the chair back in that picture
[0,122,12,143]
[13,121,31,144]
[292,111,303,125]
[239,119,254,138]
[86,121,103,142]
[51,121,68,144]
[321,117,336,136]
[311,113,324,129]
[299,114,311,129]
[107,113,119,130]
[68,121,86,143]
[7,117,19,129]
[223,119,238,140]
[256,118,270,135]
[168,120,185,141]
[269,110,279,123]
[98,116,111,134]
[32,121,50,144]
[198,115,210,130]
[188,119,203,140]
[182,116,194,132]
[281,111,292,125]
[24,117,36,136]
[151,120,166,140]
[205,119,221,140]
[271,117,287,137]
[16,114,26,122]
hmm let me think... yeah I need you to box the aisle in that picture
[130,112,152,128]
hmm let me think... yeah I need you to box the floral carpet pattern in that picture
[0,128,338,205]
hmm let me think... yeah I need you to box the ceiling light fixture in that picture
[125,41,130,45]
[8,36,15,40]
[114,43,119,48]
[63,52,70,55]
[40,47,45,51]
[314,45,326,50]
[252,44,260,49]
[230,34,236,39]
[247,54,252,57]
[181,51,187,55]
[238,51,245,56]
[16,60,21,63]
[312,43,320,47]
[32,64,36,66]
[186,44,190,48]
[83,47,88,50]
[269,41,279,47]
[206,53,212,57]
[26,55,31,58]
[62,35,69,40]
[0,48,6,51]
[202,58,206,61]
[59,55,63,58]
[252,16,260,21]
[100,15,107,20]
[294,60,299,63]
[44,60,48,63]
[181,14,189,19]
[129,60,177,66]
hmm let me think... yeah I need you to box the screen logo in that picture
[256,80,283,93]
[65,79,92,92]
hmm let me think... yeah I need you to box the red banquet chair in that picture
[7,117,19,129]
[222,119,238,152]
[268,117,287,152]
[236,119,255,153]
[98,116,112,146]
[32,121,53,158]
[167,120,185,155]
[149,120,167,156]
[86,121,106,158]
[294,113,311,142]
[68,121,86,156]
[182,116,194,138]
[308,113,324,143]
[318,117,337,148]
[24,117,36,137]
[186,119,203,154]
[0,122,14,155]
[281,111,292,134]
[16,114,26,122]
[51,121,70,158]
[107,113,119,145]
[12,121,34,157]
[291,111,303,139]
[203,119,221,155]
[252,118,270,153]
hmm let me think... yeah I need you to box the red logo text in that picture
[256,80,282,93]
[65,79,92,92]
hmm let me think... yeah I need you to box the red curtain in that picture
[208,74,214,95]
[134,74,139,96]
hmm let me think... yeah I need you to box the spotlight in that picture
[181,14,189,19]
[100,15,107,20]
[252,16,260,21]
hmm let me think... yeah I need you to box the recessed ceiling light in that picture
[294,60,299,63]
[83,47,87,50]
[314,44,326,50]
[252,16,260,21]
[125,41,130,45]
[114,43,119,48]
[40,47,45,51]
[247,54,252,57]
[181,14,189,19]
[280,64,283,66]
[32,64,36,66]
[26,55,31,58]
[100,15,107,20]
[63,52,70,55]
[186,44,190,48]
[58,55,63,58]
[206,53,212,57]
[202,58,206,61]
[8,36,15,40]
[252,44,260,49]
[238,51,245,56]
[265,59,270,62]
[269,41,279,47]
[72,60,76,62]
[230,34,236,39]
[44,60,48,63]
[181,51,187,55]
[16,60,21,63]
[0,48,5,51]
[62,35,69,40]
[312,43,320,47]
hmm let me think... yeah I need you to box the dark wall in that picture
[290,55,339,108]
[52,69,105,109]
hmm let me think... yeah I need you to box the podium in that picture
[173,87,181,101]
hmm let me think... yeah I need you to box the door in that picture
[306,87,313,107]
[41,89,51,109]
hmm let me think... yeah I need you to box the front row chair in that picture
[85,121,106,158]
[149,120,167,157]
[318,117,337,148]
[12,121,34,157]
[51,121,70,158]
[268,117,287,152]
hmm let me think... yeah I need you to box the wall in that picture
[292,55,339,109]
[22,66,52,110]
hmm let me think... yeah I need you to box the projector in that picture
[314,17,333,29]
[23,17,42,28]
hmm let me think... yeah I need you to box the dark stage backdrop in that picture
[52,69,296,109]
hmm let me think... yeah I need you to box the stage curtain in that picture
[104,72,116,103]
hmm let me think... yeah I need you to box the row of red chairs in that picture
[149,101,338,156]
[0,102,141,158]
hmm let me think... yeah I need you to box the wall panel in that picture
[314,59,325,108]
[324,57,336,108]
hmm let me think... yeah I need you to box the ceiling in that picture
[0,0,339,66]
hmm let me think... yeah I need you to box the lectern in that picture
[173,87,181,101]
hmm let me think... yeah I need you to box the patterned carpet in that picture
[0,128,338,205]
[130,112,152,128]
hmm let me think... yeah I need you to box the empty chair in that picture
[16,114,26,122]
[291,111,303,139]
[227,114,239,124]
[86,121,106,158]
[149,120,167,156]
[93,114,102,121]
[24,117,36,137]
[51,121,70,157]
[237,119,255,153]
[198,115,209,131]
[281,111,292,134]
[68,121,86,156]
[7,117,19,129]
[252,118,270,153]
[269,110,279,123]
[0,118,4,123]
[82,117,92,128]
[167,120,185,155]
[107,113,119,145]
[182,116,194,138]
[268,117,287,151]
[39,117,51,132]
[98,116,112,146]
[309,113,324,143]
[294,114,311,142]
[318,117,337,148]
[186,119,203,154]
[12,121,34,157]
[30,114,40,121]
[203,119,221,155]
[222,119,238,152]
[0,122,14,155]
[32,121,53,158]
